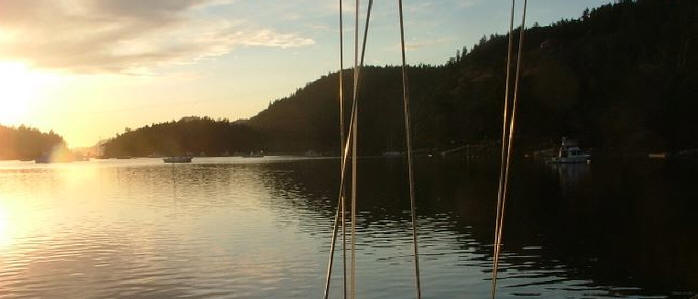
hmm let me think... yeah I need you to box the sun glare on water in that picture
[0,62,60,125]
[0,206,11,248]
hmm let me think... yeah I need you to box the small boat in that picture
[242,150,264,158]
[74,154,90,161]
[35,156,77,163]
[382,151,403,157]
[549,137,591,164]
[35,156,52,164]
[304,150,321,157]
[648,152,667,159]
[163,156,192,163]
[35,150,77,164]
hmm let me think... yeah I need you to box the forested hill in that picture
[102,117,263,157]
[0,125,65,160]
[104,0,698,157]
[248,0,698,154]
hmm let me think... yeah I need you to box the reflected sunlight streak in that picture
[0,204,11,248]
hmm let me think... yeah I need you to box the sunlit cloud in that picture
[0,0,315,74]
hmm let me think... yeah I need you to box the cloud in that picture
[0,0,314,74]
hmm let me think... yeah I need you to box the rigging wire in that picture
[322,0,347,298]
[492,0,517,295]
[397,0,422,298]
[323,1,373,298]
[339,1,347,297]
[351,0,359,289]
[351,2,373,298]
[323,91,361,298]
[323,114,355,299]
[491,0,528,298]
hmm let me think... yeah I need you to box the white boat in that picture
[242,150,264,158]
[549,137,591,164]
[304,150,321,157]
[382,151,402,157]
[163,156,192,163]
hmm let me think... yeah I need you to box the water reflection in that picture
[547,163,591,197]
[0,157,695,298]
[0,206,10,248]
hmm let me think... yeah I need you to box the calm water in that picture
[0,157,696,298]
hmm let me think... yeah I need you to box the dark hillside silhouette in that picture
[104,0,698,157]
[0,125,65,160]
[102,117,263,157]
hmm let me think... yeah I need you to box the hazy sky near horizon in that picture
[0,0,609,147]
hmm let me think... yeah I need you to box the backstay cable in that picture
[349,0,359,294]
[323,114,354,299]
[322,0,347,298]
[338,0,347,296]
[323,89,361,299]
[323,1,373,298]
[351,1,373,298]
[351,0,359,289]
[491,0,528,298]
[491,0,517,295]
[397,1,422,298]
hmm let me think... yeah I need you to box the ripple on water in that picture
[0,158,694,298]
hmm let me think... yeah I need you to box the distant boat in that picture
[35,156,52,164]
[243,150,264,158]
[74,154,90,161]
[35,150,80,164]
[163,157,192,163]
[382,151,402,157]
[549,137,591,164]
[35,155,76,163]
[648,152,667,159]
[304,150,321,157]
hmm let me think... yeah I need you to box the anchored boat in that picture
[549,137,591,164]
[242,150,264,158]
[163,156,192,163]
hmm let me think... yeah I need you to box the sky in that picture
[0,0,610,147]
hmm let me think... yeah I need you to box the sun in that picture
[0,62,58,125]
